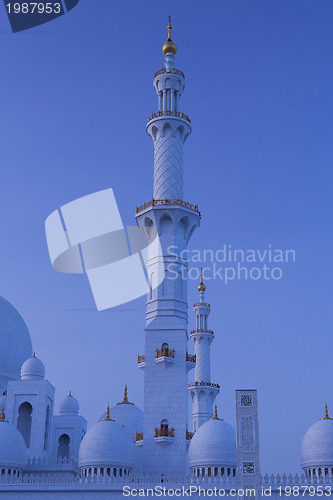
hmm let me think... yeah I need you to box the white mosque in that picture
[0,20,331,499]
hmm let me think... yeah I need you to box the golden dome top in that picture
[162,16,177,56]
[101,405,115,422]
[198,269,206,292]
[0,407,8,423]
[210,404,223,421]
[117,385,134,406]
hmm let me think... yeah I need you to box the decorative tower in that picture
[188,271,220,432]
[135,19,200,475]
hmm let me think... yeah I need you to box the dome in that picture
[188,412,237,469]
[99,386,143,441]
[0,297,32,388]
[0,409,26,470]
[59,391,79,415]
[301,406,333,469]
[162,17,177,56]
[21,354,45,380]
[79,409,134,470]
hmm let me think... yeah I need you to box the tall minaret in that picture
[135,19,200,475]
[188,271,220,432]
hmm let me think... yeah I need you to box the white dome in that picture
[302,412,333,469]
[79,416,134,469]
[188,418,237,469]
[99,387,143,441]
[21,354,45,380]
[0,415,26,469]
[59,392,79,415]
[0,297,32,389]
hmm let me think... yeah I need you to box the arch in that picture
[221,467,224,476]
[44,405,50,450]
[176,125,184,141]
[57,434,70,459]
[178,216,189,238]
[187,223,197,243]
[161,419,168,436]
[165,77,171,90]
[162,123,172,138]
[159,214,173,234]
[208,467,212,477]
[17,402,32,448]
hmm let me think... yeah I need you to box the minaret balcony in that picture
[154,67,185,79]
[190,329,214,336]
[186,352,196,372]
[155,347,175,368]
[147,110,191,124]
[154,427,175,443]
[137,354,145,369]
[136,198,199,215]
[135,432,143,446]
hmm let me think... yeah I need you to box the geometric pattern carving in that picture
[153,135,183,200]
[240,394,253,407]
[241,417,254,451]
[242,461,255,475]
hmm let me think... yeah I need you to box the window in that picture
[57,434,70,459]
[17,402,32,448]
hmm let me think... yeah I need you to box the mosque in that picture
[0,20,331,499]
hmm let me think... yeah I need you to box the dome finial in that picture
[69,390,72,397]
[198,268,206,292]
[210,404,223,421]
[162,16,177,56]
[102,404,114,421]
[32,352,36,358]
[0,407,8,423]
[117,385,134,405]
[320,403,333,420]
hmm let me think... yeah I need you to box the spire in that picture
[0,407,8,423]
[197,268,206,293]
[320,403,333,420]
[210,404,223,421]
[69,390,72,397]
[32,352,36,358]
[162,16,177,55]
[117,385,134,405]
[102,405,114,421]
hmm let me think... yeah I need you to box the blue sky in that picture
[0,0,332,473]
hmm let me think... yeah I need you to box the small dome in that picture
[79,409,134,469]
[0,410,26,469]
[59,391,79,415]
[188,416,237,469]
[0,297,32,389]
[198,269,206,292]
[21,354,45,380]
[302,406,333,469]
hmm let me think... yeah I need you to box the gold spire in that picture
[117,385,134,405]
[198,268,206,292]
[0,407,8,423]
[320,403,333,420]
[32,352,36,358]
[101,405,114,422]
[210,404,223,421]
[69,390,72,397]
[162,16,177,56]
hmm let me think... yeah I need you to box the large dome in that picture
[0,297,32,390]
[0,410,26,470]
[79,411,134,470]
[188,412,237,470]
[301,406,333,470]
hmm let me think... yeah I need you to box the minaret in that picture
[188,271,220,431]
[135,19,200,475]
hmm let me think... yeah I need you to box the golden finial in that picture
[162,16,177,55]
[102,405,114,422]
[32,352,36,358]
[117,385,134,405]
[198,268,206,292]
[0,407,8,423]
[320,403,333,420]
[69,390,72,397]
[210,404,223,421]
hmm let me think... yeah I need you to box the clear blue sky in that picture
[0,0,332,474]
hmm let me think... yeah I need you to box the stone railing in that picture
[186,430,194,440]
[188,381,220,389]
[154,67,185,79]
[155,427,174,438]
[136,198,199,215]
[186,353,196,363]
[137,354,145,364]
[135,432,143,441]
[147,110,191,123]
